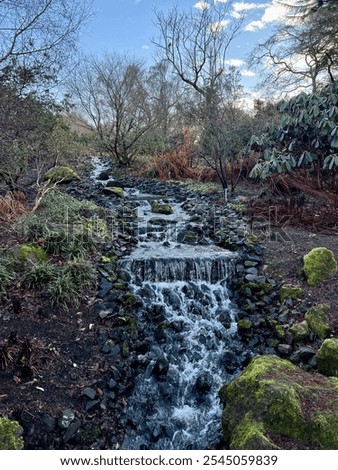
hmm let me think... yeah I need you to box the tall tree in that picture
[68,53,153,166]
[250,0,338,96]
[153,2,245,192]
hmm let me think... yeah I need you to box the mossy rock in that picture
[316,339,338,377]
[19,244,48,263]
[303,247,337,287]
[0,417,24,450]
[103,186,125,198]
[151,202,173,215]
[305,304,331,339]
[280,284,303,302]
[237,319,253,330]
[44,166,79,183]
[290,320,310,342]
[219,355,338,449]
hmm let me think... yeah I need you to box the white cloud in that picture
[224,58,245,67]
[194,1,211,10]
[214,0,229,3]
[141,45,149,50]
[209,19,230,33]
[245,0,290,31]
[241,69,256,77]
[233,2,269,12]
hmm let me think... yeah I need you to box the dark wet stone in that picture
[152,356,169,377]
[58,409,75,429]
[42,414,56,432]
[63,419,81,443]
[278,344,293,355]
[98,171,109,180]
[84,400,100,412]
[97,278,113,298]
[82,387,96,400]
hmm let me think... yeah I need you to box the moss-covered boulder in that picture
[44,166,79,183]
[290,320,310,342]
[305,304,331,339]
[151,202,173,215]
[0,417,24,449]
[19,243,48,263]
[219,355,338,449]
[280,284,303,302]
[303,247,337,287]
[103,186,125,198]
[316,339,338,377]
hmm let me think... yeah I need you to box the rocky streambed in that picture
[5,156,336,450]
[62,157,292,450]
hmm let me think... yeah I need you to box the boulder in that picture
[0,417,24,450]
[279,284,303,302]
[151,202,173,215]
[290,320,310,343]
[103,186,125,198]
[44,166,79,183]
[219,355,338,449]
[302,247,337,286]
[305,304,331,339]
[316,338,338,377]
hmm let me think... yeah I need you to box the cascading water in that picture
[90,157,242,449]
[119,198,240,450]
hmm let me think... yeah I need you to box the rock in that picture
[296,346,316,362]
[152,356,169,377]
[219,355,338,450]
[42,414,56,432]
[103,186,125,198]
[97,278,113,298]
[195,374,212,393]
[237,319,253,331]
[277,344,292,355]
[106,180,125,189]
[58,409,75,429]
[316,338,338,377]
[82,387,97,400]
[17,243,48,263]
[151,202,173,215]
[279,285,303,302]
[290,321,310,342]
[97,171,109,180]
[44,166,79,183]
[63,419,81,443]
[302,247,337,286]
[305,304,331,339]
[0,417,24,450]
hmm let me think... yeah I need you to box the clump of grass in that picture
[47,258,96,309]
[0,258,13,299]
[23,261,56,289]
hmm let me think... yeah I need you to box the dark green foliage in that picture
[250,81,338,180]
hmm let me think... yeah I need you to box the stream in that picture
[92,157,244,450]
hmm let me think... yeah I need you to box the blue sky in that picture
[79,0,291,98]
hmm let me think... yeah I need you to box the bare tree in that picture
[0,0,92,73]
[68,53,154,166]
[153,2,246,193]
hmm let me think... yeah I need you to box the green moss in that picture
[237,319,253,330]
[275,324,286,340]
[151,202,173,215]
[280,285,303,302]
[303,247,337,286]
[290,321,310,342]
[305,304,331,339]
[19,243,48,263]
[309,412,338,449]
[316,338,338,377]
[220,355,338,449]
[0,417,24,450]
[44,166,79,183]
[229,414,280,450]
[104,186,125,198]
